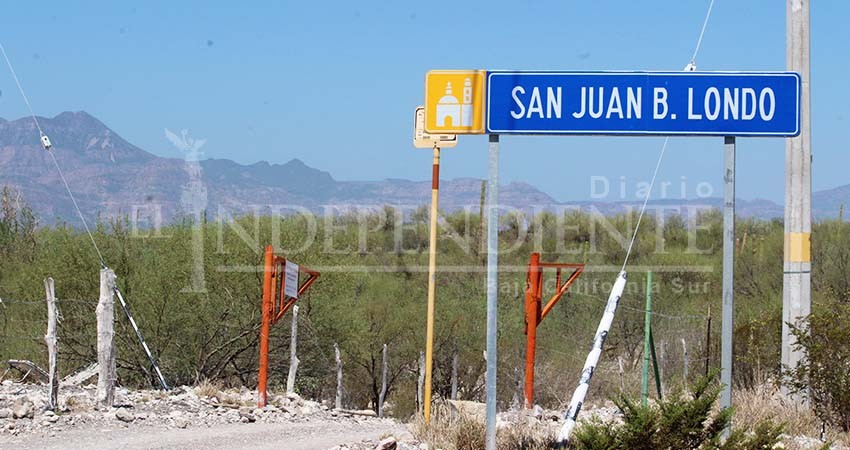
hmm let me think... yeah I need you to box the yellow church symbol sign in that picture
[424,70,486,134]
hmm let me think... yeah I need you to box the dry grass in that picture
[194,379,223,398]
[62,394,90,412]
[733,384,850,449]
[193,379,250,407]
[411,402,556,450]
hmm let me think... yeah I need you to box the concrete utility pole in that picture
[782,0,811,395]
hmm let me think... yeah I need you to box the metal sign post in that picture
[417,66,802,448]
[423,144,440,423]
[413,106,456,423]
[721,136,736,421]
[485,134,500,450]
[523,253,584,408]
[257,245,320,407]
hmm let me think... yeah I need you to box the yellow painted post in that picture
[424,145,440,423]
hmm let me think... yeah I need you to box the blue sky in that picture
[1,1,848,203]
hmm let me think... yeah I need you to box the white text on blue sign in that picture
[486,72,801,136]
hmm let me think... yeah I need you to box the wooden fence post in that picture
[378,343,387,418]
[334,343,342,410]
[97,269,116,408]
[286,305,299,394]
[44,277,59,411]
[417,351,425,414]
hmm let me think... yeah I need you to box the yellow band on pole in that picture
[424,145,440,423]
[784,232,811,263]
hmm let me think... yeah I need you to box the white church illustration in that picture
[436,78,474,128]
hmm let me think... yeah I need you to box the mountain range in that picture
[0,111,846,226]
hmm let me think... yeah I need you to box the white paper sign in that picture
[284,261,299,298]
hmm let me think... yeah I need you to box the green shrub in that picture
[784,298,850,432]
[571,372,783,450]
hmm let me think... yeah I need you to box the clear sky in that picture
[1,1,847,203]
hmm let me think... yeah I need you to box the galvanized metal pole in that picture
[705,304,712,377]
[485,134,500,450]
[721,136,736,417]
[641,271,652,407]
[286,305,299,395]
[423,145,441,423]
[335,343,343,410]
[451,341,459,400]
[782,0,812,397]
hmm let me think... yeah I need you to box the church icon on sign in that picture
[436,78,474,128]
[424,70,485,134]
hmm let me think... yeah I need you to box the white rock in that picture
[532,404,544,420]
[376,436,398,450]
[12,399,34,419]
[115,408,135,423]
[174,417,190,429]
[446,400,485,421]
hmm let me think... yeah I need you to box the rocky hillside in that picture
[0,111,847,225]
[0,112,559,226]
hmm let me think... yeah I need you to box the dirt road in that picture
[2,419,410,450]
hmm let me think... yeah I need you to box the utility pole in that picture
[782,0,811,397]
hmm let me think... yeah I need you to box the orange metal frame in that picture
[524,252,584,408]
[258,245,320,407]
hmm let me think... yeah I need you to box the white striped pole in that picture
[557,270,627,444]
[114,286,170,390]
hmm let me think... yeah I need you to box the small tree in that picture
[571,372,783,450]
[785,298,850,432]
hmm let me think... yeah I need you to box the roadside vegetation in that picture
[1,185,849,442]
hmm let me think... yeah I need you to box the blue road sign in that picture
[486,71,801,136]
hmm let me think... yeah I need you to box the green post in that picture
[641,271,652,407]
[649,328,663,399]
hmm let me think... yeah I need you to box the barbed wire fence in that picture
[0,271,721,415]
[0,295,101,381]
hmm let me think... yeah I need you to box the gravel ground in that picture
[0,380,412,449]
[2,419,411,450]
